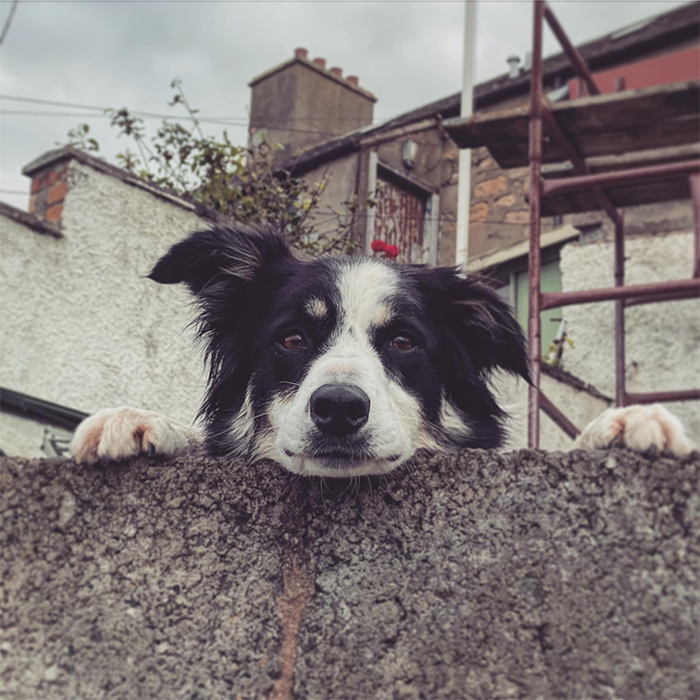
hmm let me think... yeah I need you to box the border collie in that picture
[71,225,691,476]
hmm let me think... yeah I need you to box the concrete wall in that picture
[0,160,207,438]
[559,230,699,443]
[5,449,696,699]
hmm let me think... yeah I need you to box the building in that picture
[0,149,208,455]
[1,2,698,456]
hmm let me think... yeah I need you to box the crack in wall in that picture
[269,555,315,700]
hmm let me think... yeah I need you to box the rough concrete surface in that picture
[1,448,698,700]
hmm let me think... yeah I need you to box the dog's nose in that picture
[309,384,370,436]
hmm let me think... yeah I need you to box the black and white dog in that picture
[71,225,691,476]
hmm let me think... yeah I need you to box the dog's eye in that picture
[391,335,415,352]
[282,334,307,351]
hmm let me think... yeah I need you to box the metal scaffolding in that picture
[445,0,700,447]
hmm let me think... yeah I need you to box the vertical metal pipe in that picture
[528,0,545,449]
[613,75,626,408]
[691,173,700,278]
[455,0,478,267]
[364,150,379,255]
[614,212,626,407]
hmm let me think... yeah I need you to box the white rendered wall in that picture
[0,412,64,458]
[494,371,611,452]
[559,231,699,445]
[0,161,207,434]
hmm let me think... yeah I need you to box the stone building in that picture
[1,2,698,456]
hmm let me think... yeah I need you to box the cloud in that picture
[0,0,688,209]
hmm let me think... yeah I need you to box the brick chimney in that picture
[248,49,376,164]
[23,153,72,225]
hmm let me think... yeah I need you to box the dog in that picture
[71,225,692,477]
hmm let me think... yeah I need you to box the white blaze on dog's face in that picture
[269,259,433,476]
[149,226,530,478]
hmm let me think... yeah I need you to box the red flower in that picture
[371,239,386,252]
[384,244,400,259]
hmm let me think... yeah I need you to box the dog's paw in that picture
[575,404,691,457]
[71,407,196,465]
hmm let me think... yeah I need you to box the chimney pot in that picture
[346,75,359,86]
[312,57,326,69]
[294,47,308,60]
[330,66,343,78]
[506,55,521,79]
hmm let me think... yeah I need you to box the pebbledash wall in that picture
[560,229,700,440]
[494,227,699,451]
[0,150,208,456]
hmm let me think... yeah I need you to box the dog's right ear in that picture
[148,225,292,295]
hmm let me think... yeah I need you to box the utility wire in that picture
[0,94,448,145]
[0,0,19,45]
[0,94,397,122]
[0,108,247,125]
[0,108,447,147]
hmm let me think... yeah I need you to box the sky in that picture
[0,0,691,211]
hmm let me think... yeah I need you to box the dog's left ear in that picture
[424,268,530,381]
[148,224,292,295]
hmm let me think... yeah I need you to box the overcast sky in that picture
[0,0,690,210]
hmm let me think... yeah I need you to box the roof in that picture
[282,1,699,174]
[466,224,581,272]
[249,55,377,102]
[22,146,197,213]
[0,201,63,238]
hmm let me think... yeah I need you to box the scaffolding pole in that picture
[455,1,477,268]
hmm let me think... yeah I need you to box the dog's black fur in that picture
[149,225,530,468]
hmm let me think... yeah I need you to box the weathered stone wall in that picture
[1,448,697,699]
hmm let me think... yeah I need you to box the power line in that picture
[0,108,448,147]
[0,0,19,45]
[0,94,397,122]
[0,108,248,125]
[0,95,453,152]
[0,109,363,139]
[0,93,453,147]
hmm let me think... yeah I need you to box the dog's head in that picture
[150,225,529,476]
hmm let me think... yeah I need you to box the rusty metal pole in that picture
[691,173,700,278]
[528,0,545,449]
[614,211,626,407]
[543,2,600,97]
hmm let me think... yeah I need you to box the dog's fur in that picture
[71,225,692,475]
